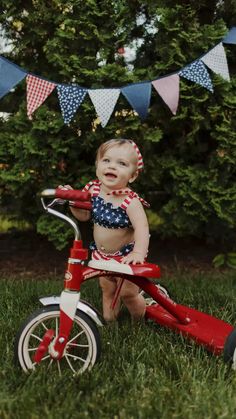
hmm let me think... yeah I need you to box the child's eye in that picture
[119,161,127,166]
[103,158,110,163]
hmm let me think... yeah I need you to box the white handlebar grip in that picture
[41,189,56,197]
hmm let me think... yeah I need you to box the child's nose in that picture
[108,161,116,169]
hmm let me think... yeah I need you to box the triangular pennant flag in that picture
[152,74,180,115]
[179,60,214,92]
[121,82,151,120]
[0,56,26,99]
[201,43,230,82]
[88,89,120,127]
[223,27,236,44]
[57,84,87,124]
[26,75,56,118]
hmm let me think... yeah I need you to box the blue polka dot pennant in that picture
[179,60,214,92]
[57,84,87,124]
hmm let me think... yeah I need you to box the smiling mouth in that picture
[105,173,117,178]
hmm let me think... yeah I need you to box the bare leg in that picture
[120,280,146,320]
[99,276,121,322]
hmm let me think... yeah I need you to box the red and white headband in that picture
[128,140,144,172]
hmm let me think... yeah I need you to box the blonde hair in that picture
[96,138,138,166]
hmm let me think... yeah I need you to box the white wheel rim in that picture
[232,347,236,370]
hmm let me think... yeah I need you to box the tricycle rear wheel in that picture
[224,327,236,369]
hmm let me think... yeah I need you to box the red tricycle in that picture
[15,188,236,375]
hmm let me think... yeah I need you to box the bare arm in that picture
[122,198,150,264]
[69,206,91,222]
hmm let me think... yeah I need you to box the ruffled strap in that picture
[82,179,101,197]
[121,190,150,209]
[107,188,150,209]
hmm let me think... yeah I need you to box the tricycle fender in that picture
[39,295,104,327]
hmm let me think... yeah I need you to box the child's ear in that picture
[129,170,138,184]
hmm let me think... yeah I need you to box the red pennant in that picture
[26,75,56,118]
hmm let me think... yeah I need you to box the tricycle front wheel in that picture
[15,305,101,375]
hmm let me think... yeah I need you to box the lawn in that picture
[1,271,236,419]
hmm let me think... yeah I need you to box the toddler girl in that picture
[67,139,150,321]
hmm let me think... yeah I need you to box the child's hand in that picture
[58,184,73,190]
[122,251,145,265]
[57,185,74,205]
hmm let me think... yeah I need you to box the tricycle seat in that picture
[88,259,161,278]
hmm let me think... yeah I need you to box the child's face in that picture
[96,143,138,190]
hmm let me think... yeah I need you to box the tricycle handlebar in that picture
[41,188,91,202]
[41,187,92,240]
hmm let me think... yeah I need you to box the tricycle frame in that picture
[14,188,236,375]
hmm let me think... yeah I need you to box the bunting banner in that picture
[26,75,56,118]
[0,26,235,126]
[88,88,120,127]
[152,74,180,115]
[121,82,152,120]
[0,56,26,99]
[57,84,87,124]
[201,42,230,81]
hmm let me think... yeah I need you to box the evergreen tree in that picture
[0,0,235,248]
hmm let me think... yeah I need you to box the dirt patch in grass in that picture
[0,230,67,278]
[0,229,225,278]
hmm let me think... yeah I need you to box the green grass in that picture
[1,271,236,418]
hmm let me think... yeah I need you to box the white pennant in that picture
[88,89,120,127]
[201,42,230,81]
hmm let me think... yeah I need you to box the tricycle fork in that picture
[34,240,88,363]
[34,290,81,363]
[48,289,81,360]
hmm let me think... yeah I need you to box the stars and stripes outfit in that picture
[82,179,149,261]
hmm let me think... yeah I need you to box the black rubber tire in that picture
[223,327,236,365]
[15,305,101,375]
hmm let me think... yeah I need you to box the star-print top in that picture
[82,180,150,230]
